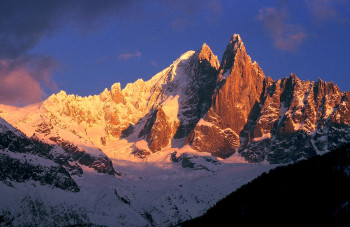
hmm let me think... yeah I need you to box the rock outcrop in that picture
[137,43,220,152]
[187,34,266,157]
[186,34,350,163]
[0,117,80,191]
[1,34,349,164]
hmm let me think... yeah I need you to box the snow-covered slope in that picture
[0,43,221,165]
[0,43,269,226]
[0,103,273,226]
[0,34,350,226]
[0,125,273,226]
[0,117,81,192]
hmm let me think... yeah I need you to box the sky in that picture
[0,0,350,106]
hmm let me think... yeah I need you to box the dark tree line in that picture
[182,143,350,226]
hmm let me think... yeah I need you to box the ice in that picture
[196,118,214,127]
[253,133,272,142]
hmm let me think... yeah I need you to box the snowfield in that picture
[0,148,273,226]
[0,104,274,226]
[1,35,349,226]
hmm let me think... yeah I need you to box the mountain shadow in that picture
[182,143,350,226]
[120,44,219,154]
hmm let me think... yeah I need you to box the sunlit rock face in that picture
[1,33,350,226]
[187,34,350,163]
[139,107,177,153]
[236,75,349,164]
[1,34,350,164]
[187,34,267,158]
[137,43,220,152]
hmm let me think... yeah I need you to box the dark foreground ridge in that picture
[182,143,350,226]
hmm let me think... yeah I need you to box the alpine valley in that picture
[1,34,350,226]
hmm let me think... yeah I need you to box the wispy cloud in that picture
[0,0,137,106]
[0,0,136,59]
[118,51,142,60]
[258,7,306,51]
[150,60,158,67]
[305,0,349,23]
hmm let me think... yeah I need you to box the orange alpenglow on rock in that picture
[1,34,350,164]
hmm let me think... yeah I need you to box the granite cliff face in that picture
[238,75,349,163]
[0,33,350,226]
[0,34,349,164]
[137,43,220,152]
[186,35,350,163]
[186,34,266,157]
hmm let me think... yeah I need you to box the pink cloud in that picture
[258,7,306,51]
[275,32,306,51]
[305,0,341,22]
[118,51,141,60]
[150,60,158,67]
[0,67,42,106]
[0,56,57,106]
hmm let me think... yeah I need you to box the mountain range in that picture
[0,34,349,226]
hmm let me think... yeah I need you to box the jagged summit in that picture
[227,34,243,53]
[1,33,350,164]
[201,42,210,49]
[231,33,242,43]
[1,33,350,227]
[186,34,350,162]
[225,34,243,51]
[218,34,250,80]
[198,43,220,70]
[289,73,299,80]
[187,34,267,158]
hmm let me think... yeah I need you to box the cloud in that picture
[118,51,142,60]
[0,0,136,106]
[0,0,136,59]
[0,0,224,105]
[150,61,158,67]
[304,0,349,23]
[305,0,337,21]
[0,0,221,59]
[0,55,57,106]
[258,7,306,51]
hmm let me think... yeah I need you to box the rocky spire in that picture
[198,43,220,70]
[218,34,245,78]
[187,34,267,158]
[211,34,266,133]
[110,83,125,105]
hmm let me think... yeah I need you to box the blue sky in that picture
[0,0,350,106]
